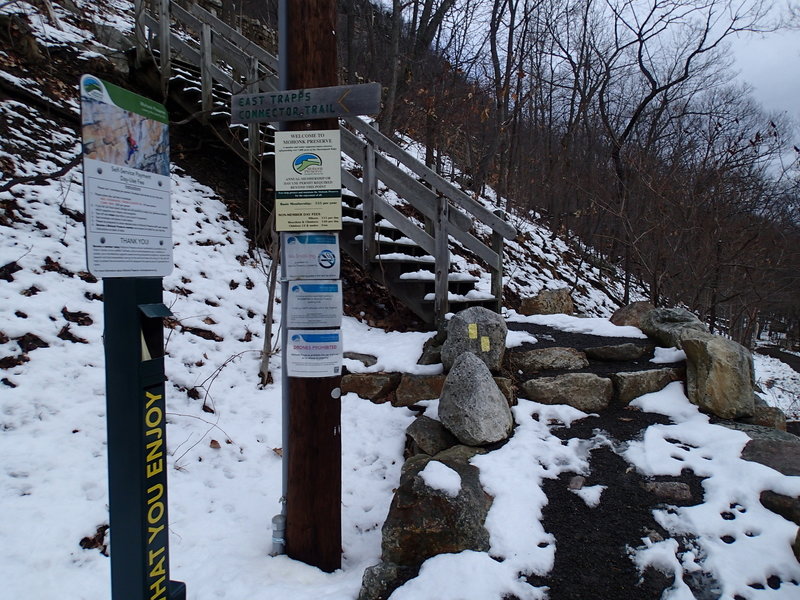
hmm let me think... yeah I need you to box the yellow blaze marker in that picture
[481,336,490,352]
[468,323,478,339]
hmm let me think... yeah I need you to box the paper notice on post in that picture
[287,281,342,328]
[286,329,342,378]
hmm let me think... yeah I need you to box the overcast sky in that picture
[732,27,800,122]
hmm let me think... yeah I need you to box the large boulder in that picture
[438,352,514,446]
[640,307,708,349]
[681,332,754,419]
[519,288,574,316]
[380,447,492,567]
[507,347,589,374]
[610,301,656,328]
[521,373,613,412]
[611,368,684,405]
[441,306,507,372]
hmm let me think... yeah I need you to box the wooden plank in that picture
[168,34,200,65]
[200,23,212,121]
[189,3,279,72]
[374,153,471,233]
[340,126,366,160]
[210,33,251,74]
[373,195,436,256]
[341,169,364,201]
[449,227,502,271]
[170,1,203,32]
[363,139,377,266]
[434,198,450,325]
[344,117,516,239]
[247,57,260,230]
[133,0,145,67]
[491,224,504,313]
[158,0,170,94]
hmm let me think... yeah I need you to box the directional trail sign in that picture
[231,82,380,124]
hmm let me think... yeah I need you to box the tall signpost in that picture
[230,0,379,572]
[80,75,185,600]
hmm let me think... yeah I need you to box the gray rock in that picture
[405,415,458,457]
[393,374,445,407]
[640,307,708,349]
[794,531,800,562]
[682,332,754,419]
[344,351,379,367]
[438,353,514,446]
[441,306,507,372]
[568,476,586,490]
[341,372,400,402]
[521,373,613,412]
[380,448,493,567]
[358,562,418,600]
[507,347,589,373]
[519,288,574,316]
[611,368,684,405]
[760,491,800,526]
[610,301,656,328]
[585,343,649,362]
[730,423,800,476]
[738,406,787,431]
[642,481,693,503]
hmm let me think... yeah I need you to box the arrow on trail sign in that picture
[231,82,381,124]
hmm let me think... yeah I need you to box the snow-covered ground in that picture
[2,1,800,598]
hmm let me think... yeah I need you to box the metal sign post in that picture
[80,75,185,600]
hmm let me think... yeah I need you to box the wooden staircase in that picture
[133,0,517,328]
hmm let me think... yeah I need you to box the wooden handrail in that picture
[343,117,516,240]
[136,0,514,324]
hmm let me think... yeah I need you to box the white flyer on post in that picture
[283,232,340,279]
[286,329,343,378]
[287,280,342,328]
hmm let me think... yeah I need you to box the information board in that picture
[80,75,172,277]
[275,130,342,232]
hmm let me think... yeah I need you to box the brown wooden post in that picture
[491,209,506,314]
[282,0,342,574]
[158,0,171,98]
[247,57,261,231]
[434,195,450,329]
[200,22,212,124]
[362,137,377,267]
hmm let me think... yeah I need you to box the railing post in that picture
[362,136,377,268]
[158,0,171,98]
[434,195,450,329]
[491,209,506,314]
[200,22,212,123]
[133,0,146,68]
[247,57,261,231]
